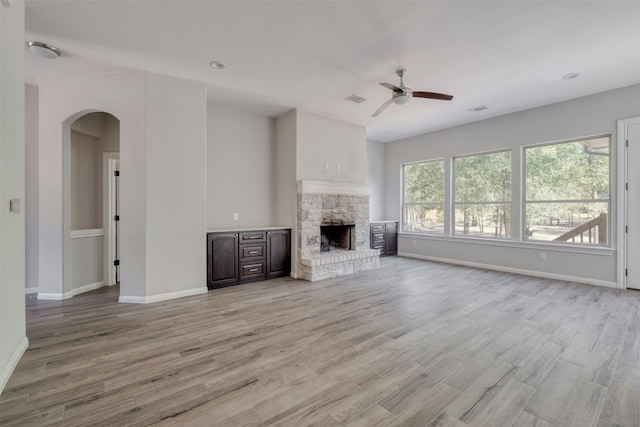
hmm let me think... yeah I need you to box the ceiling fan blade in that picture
[372,98,394,117]
[412,91,454,101]
[380,82,402,93]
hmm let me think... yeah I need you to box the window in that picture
[524,136,610,245]
[454,151,511,238]
[402,160,445,233]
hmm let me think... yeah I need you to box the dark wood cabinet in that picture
[266,229,291,278]
[207,232,239,287]
[370,221,398,256]
[207,228,291,289]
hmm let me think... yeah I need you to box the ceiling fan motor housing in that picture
[393,88,412,105]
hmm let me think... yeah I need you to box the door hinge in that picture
[626,182,629,190]
[114,215,120,221]
[625,268,628,276]
[114,170,120,177]
[626,139,629,147]
[626,225,628,233]
[114,259,120,266]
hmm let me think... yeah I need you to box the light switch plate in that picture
[9,198,20,213]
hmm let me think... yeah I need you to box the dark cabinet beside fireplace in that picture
[370,221,397,256]
[207,228,291,289]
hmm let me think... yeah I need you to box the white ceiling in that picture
[24,1,640,142]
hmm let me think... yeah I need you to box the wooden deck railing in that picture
[553,212,606,244]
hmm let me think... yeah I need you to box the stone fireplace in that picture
[297,180,380,281]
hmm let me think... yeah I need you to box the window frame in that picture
[452,148,513,240]
[401,158,446,235]
[521,134,612,247]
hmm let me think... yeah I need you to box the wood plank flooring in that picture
[2,257,640,426]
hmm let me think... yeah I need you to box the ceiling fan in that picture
[372,69,453,117]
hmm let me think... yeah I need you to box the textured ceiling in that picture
[24,1,640,142]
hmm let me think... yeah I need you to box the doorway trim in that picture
[616,116,640,289]
[103,152,120,286]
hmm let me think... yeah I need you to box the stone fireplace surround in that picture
[297,180,380,281]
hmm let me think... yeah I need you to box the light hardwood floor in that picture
[2,257,640,426]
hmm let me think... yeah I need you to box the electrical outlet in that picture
[233,213,238,221]
[412,240,417,246]
[538,252,546,261]
[324,162,330,171]
[336,164,341,172]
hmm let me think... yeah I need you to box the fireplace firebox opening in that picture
[320,224,355,252]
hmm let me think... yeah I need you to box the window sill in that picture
[398,232,615,256]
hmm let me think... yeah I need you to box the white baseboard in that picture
[37,281,105,301]
[0,337,28,395]
[25,287,39,294]
[119,287,207,304]
[399,252,618,289]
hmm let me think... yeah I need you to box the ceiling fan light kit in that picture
[372,68,453,117]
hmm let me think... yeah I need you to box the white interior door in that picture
[106,157,120,286]
[627,123,640,290]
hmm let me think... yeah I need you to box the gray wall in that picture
[25,84,39,292]
[144,73,207,298]
[384,84,640,286]
[206,102,275,228]
[367,140,385,221]
[1,1,26,394]
[70,130,99,229]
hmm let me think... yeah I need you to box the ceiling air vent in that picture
[345,94,366,104]
[468,105,488,112]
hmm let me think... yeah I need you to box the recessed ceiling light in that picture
[561,73,580,80]
[27,41,61,59]
[209,61,226,70]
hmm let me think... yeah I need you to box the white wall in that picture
[296,110,367,184]
[385,84,640,286]
[70,235,103,291]
[37,70,147,299]
[95,114,119,228]
[1,0,27,394]
[38,71,207,302]
[25,84,38,292]
[143,73,206,298]
[206,102,275,228]
[71,111,105,137]
[70,130,98,229]
[274,110,298,275]
[367,140,385,220]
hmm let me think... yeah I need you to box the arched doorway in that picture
[66,111,120,296]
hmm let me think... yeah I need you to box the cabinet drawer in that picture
[239,231,266,243]
[240,261,265,280]
[372,242,385,251]
[372,233,385,243]
[241,244,265,260]
[371,224,386,232]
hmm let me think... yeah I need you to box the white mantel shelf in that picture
[297,180,371,196]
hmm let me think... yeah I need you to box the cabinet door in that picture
[266,229,291,278]
[384,223,398,255]
[207,232,239,288]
